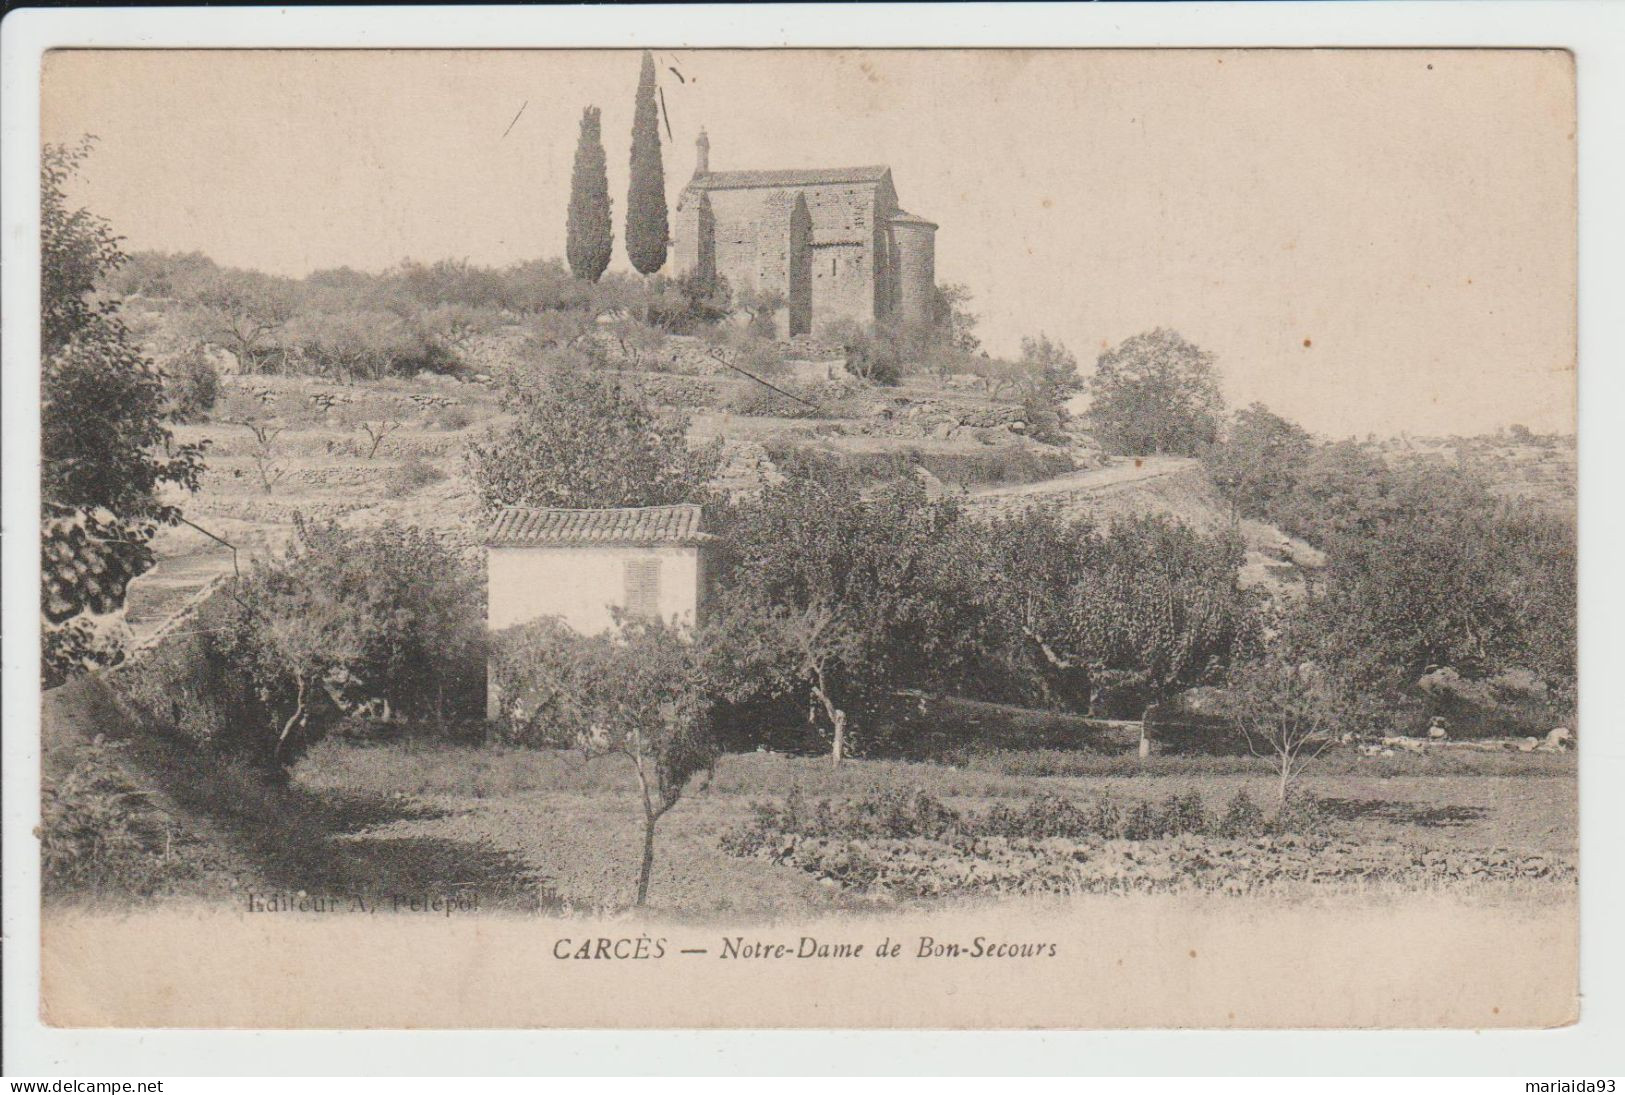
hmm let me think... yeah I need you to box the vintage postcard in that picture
[33,46,1577,1029]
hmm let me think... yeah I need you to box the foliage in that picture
[41,138,206,685]
[1009,334,1083,443]
[1309,463,1563,692]
[734,286,787,339]
[186,267,297,374]
[1087,328,1225,456]
[163,344,222,421]
[821,318,903,385]
[625,51,670,276]
[1201,402,1314,520]
[382,453,447,494]
[726,786,1316,854]
[41,737,193,899]
[931,282,982,356]
[138,520,484,768]
[978,508,1255,717]
[467,365,723,510]
[644,271,732,333]
[1227,641,1352,802]
[719,786,1565,899]
[705,456,993,758]
[490,617,718,905]
[566,105,614,283]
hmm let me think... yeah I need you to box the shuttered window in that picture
[623,559,662,619]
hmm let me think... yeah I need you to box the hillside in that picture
[125,368,1334,645]
[967,456,1324,596]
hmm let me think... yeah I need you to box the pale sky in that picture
[42,48,1576,437]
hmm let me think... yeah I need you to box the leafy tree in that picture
[625,51,669,276]
[467,366,721,511]
[1492,509,1576,699]
[1202,402,1314,521]
[734,286,787,339]
[1014,334,1083,444]
[1268,439,1393,547]
[1087,328,1224,456]
[822,318,903,386]
[705,593,862,767]
[981,511,1253,721]
[279,518,485,723]
[490,617,717,905]
[163,344,222,421]
[705,456,989,761]
[1310,464,1523,690]
[210,519,483,765]
[185,268,296,374]
[644,271,731,333]
[1229,643,1349,802]
[932,282,982,356]
[566,106,614,283]
[225,562,366,768]
[40,138,206,685]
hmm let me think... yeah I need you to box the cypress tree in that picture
[625,50,669,275]
[566,106,613,282]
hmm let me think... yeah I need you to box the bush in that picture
[468,365,723,511]
[435,403,474,431]
[1214,789,1267,838]
[116,519,484,769]
[164,345,221,421]
[383,453,446,494]
[41,737,192,899]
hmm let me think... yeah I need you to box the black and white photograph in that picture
[16,38,1595,1037]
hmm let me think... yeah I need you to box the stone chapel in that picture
[671,130,938,337]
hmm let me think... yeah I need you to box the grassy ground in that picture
[44,674,1577,918]
[284,736,1577,915]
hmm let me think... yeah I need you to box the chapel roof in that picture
[486,504,709,548]
[889,209,938,229]
[686,165,892,191]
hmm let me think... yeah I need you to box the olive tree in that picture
[490,617,717,906]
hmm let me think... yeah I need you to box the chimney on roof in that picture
[695,128,710,175]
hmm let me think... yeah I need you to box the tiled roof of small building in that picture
[486,504,709,548]
[687,165,891,191]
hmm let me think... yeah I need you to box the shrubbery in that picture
[468,365,723,511]
[114,518,484,769]
[382,453,446,495]
[722,786,1308,856]
[41,737,193,898]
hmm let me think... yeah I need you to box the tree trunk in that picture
[275,677,307,766]
[1138,703,1153,762]
[631,755,660,907]
[636,808,657,907]
[831,708,846,769]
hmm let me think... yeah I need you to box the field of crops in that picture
[272,738,1576,916]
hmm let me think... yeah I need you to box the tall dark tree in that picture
[41,138,205,685]
[625,50,669,276]
[566,106,613,282]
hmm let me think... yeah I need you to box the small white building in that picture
[484,503,712,718]
[486,503,711,634]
